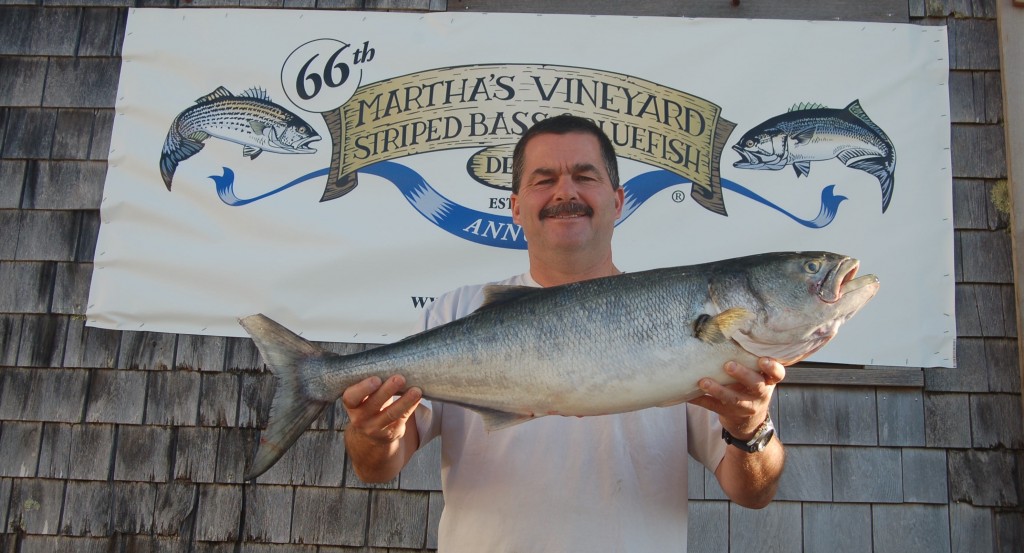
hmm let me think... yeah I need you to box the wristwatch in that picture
[722,413,775,453]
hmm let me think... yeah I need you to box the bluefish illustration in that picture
[239,251,879,478]
[732,100,896,212]
[159,87,321,190]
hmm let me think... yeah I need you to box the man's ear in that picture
[510,194,521,225]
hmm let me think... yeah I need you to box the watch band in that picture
[722,413,775,453]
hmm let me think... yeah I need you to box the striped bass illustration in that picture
[159,87,321,190]
[732,101,896,212]
[239,251,878,479]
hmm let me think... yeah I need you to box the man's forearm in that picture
[714,437,785,509]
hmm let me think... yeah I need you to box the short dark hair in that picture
[511,114,620,193]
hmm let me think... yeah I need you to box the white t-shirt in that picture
[413,273,727,553]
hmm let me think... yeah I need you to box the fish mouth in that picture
[818,258,879,304]
[540,201,594,219]
[732,144,782,169]
[291,135,321,152]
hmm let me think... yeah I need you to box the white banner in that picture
[89,9,954,368]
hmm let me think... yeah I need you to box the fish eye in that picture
[803,260,822,274]
[745,139,755,148]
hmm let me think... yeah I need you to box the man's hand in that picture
[689,357,786,509]
[688,357,784,439]
[342,375,423,483]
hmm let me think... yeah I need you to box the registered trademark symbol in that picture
[671,190,686,203]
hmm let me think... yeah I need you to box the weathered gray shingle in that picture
[877,388,925,446]
[194,484,242,542]
[174,426,220,483]
[7,477,65,534]
[43,57,118,108]
[75,209,100,262]
[948,18,1001,70]
[0,7,80,56]
[214,427,256,484]
[970,393,1024,448]
[0,314,23,365]
[0,57,48,107]
[258,429,345,487]
[950,502,994,553]
[872,504,951,553]
[959,229,1015,283]
[774,445,832,502]
[0,421,43,477]
[52,262,92,315]
[985,338,1021,393]
[832,446,903,503]
[17,314,68,367]
[176,334,226,372]
[14,210,79,261]
[290,487,368,546]
[112,481,157,534]
[88,109,113,161]
[145,370,200,425]
[0,261,57,313]
[2,108,56,159]
[956,284,1017,337]
[117,330,175,371]
[399,437,441,491]
[948,71,1003,124]
[84,369,147,424]
[368,489,429,549]
[0,368,88,423]
[113,425,171,482]
[778,386,878,445]
[153,481,197,536]
[243,484,293,544]
[948,449,1021,507]
[68,423,114,480]
[951,125,1007,179]
[902,447,948,503]
[802,503,872,553]
[198,372,239,427]
[924,392,972,448]
[0,159,27,209]
[61,480,111,536]
[64,317,120,368]
[38,422,72,479]
[925,339,989,392]
[79,8,125,57]
[51,109,95,160]
[729,501,801,553]
[687,500,728,553]
[23,161,107,210]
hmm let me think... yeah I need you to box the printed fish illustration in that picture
[159,87,321,190]
[732,100,896,212]
[239,251,879,479]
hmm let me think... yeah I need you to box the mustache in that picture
[540,201,594,219]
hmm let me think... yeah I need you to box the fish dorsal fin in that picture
[788,102,826,112]
[694,307,754,344]
[196,86,233,104]
[241,87,272,101]
[477,285,542,312]
[844,100,890,140]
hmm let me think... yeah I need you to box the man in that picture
[342,115,785,551]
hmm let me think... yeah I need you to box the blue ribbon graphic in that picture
[209,162,846,250]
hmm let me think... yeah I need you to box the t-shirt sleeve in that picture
[686,403,727,472]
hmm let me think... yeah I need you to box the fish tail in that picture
[239,313,332,480]
[159,118,206,190]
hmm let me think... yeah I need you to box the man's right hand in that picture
[342,375,423,482]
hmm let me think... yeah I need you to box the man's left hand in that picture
[688,357,785,440]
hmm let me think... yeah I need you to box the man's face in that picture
[511,132,624,254]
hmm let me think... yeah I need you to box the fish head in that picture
[732,128,788,170]
[712,252,879,365]
[274,114,322,153]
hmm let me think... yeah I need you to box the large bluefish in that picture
[159,87,321,190]
[240,251,879,479]
[732,101,896,212]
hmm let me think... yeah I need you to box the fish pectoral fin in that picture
[243,145,263,159]
[694,307,754,344]
[791,126,816,145]
[793,161,811,178]
[249,120,268,135]
[469,406,536,431]
[477,285,543,312]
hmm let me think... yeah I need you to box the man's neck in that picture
[527,250,620,287]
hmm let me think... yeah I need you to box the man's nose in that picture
[551,175,579,201]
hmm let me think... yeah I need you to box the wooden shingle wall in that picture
[0,1,1021,552]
